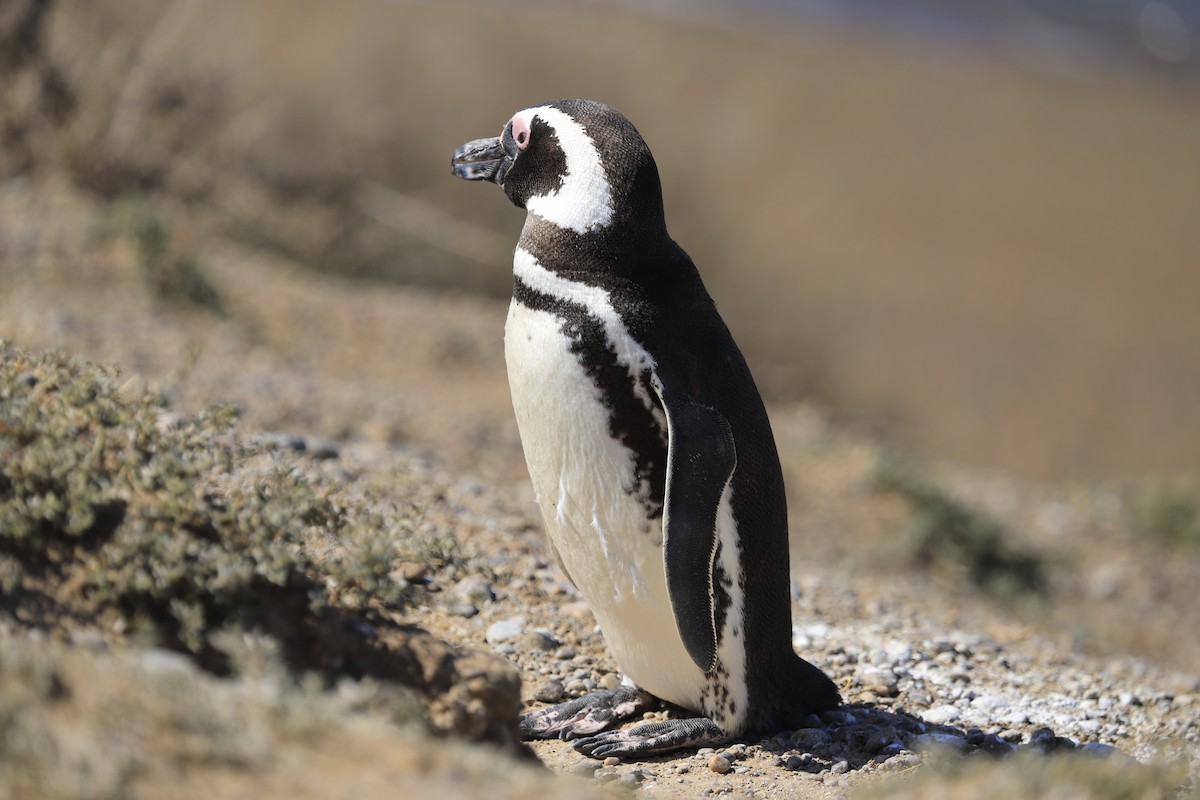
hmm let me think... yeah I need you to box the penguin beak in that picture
[451,136,512,185]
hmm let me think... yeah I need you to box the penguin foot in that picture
[518,686,655,740]
[573,718,730,759]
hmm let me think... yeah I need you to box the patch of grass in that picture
[1125,484,1200,550]
[0,341,420,669]
[871,453,1049,603]
[94,198,224,313]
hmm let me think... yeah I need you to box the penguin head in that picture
[452,99,664,236]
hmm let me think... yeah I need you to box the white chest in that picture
[504,298,707,707]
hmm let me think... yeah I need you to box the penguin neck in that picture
[517,210,672,283]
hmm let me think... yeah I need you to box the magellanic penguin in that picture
[451,99,839,758]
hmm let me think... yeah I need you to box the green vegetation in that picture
[1125,484,1200,550]
[0,342,449,672]
[94,198,224,313]
[872,454,1049,603]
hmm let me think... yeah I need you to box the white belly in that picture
[505,299,707,710]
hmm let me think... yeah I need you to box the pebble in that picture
[788,728,831,750]
[517,630,557,651]
[913,732,969,752]
[708,754,732,774]
[603,756,621,767]
[617,770,647,787]
[441,575,494,617]
[783,754,809,771]
[599,673,622,690]
[484,615,526,644]
[568,759,599,777]
[922,704,963,725]
[565,679,588,694]
[592,767,619,784]
[533,678,566,703]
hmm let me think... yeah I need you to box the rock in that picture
[708,754,732,774]
[569,759,599,777]
[788,728,832,750]
[829,760,850,775]
[599,672,622,690]
[603,756,621,767]
[533,678,566,703]
[784,754,810,771]
[970,693,1009,712]
[441,575,495,618]
[883,753,922,771]
[923,704,962,725]
[865,726,899,754]
[565,678,587,694]
[860,667,900,696]
[1080,742,1119,759]
[484,615,526,644]
[617,769,647,787]
[517,630,557,651]
[913,732,969,752]
[592,767,619,784]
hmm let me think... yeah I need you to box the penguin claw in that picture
[518,686,655,740]
[572,718,731,759]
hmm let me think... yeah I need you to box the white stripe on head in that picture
[515,105,614,234]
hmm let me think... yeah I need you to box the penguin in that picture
[450,99,839,759]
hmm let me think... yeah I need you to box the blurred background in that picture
[2,0,1198,481]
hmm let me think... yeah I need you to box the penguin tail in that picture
[787,653,842,717]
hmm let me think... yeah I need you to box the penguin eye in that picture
[511,115,532,150]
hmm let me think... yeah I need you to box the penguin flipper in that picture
[654,376,736,675]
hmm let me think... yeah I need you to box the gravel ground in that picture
[2,177,1198,798]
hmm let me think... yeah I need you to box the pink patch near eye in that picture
[511,114,531,150]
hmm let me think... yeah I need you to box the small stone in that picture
[553,645,576,660]
[1080,742,1119,759]
[913,732,969,752]
[603,756,621,767]
[971,693,1009,712]
[861,668,900,696]
[569,759,600,777]
[708,754,732,774]
[485,615,526,644]
[865,726,898,754]
[788,728,832,750]
[443,575,494,611]
[396,561,428,583]
[617,770,646,787]
[593,767,619,784]
[979,734,1016,757]
[784,754,808,771]
[883,752,922,771]
[533,678,566,703]
[923,704,962,725]
[599,673,622,690]
[518,631,557,651]
[829,760,849,775]
[565,679,588,694]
